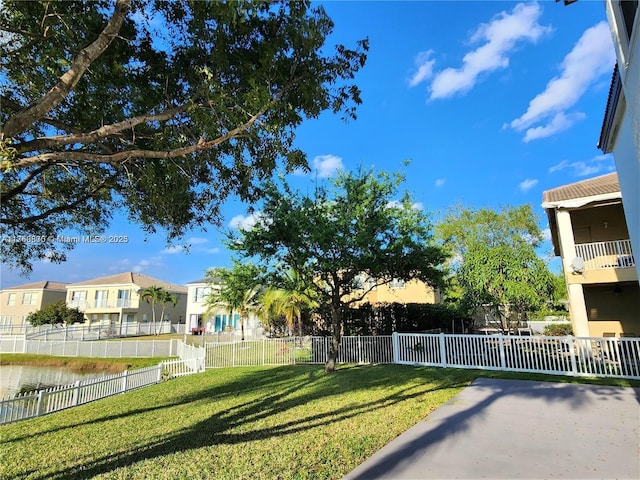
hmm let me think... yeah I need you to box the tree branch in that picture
[1,176,114,226]
[11,101,273,169]
[0,163,53,202]
[16,104,188,153]
[0,0,131,139]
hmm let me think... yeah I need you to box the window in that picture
[94,290,108,308]
[7,293,16,306]
[71,291,87,304]
[194,287,211,303]
[117,289,130,307]
[22,292,38,305]
[0,316,12,326]
[390,278,406,289]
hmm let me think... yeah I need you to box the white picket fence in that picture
[0,336,179,357]
[0,342,206,425]
[203,334,640,380]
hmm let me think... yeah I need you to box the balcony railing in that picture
[575,240,635,270]
[68,299,136,309]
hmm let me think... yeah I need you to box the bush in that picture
[26,300,85,326]
[543,323,573,336]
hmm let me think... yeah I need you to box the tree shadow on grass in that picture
[18,364,472,480]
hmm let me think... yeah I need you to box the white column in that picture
[555,209,590,337]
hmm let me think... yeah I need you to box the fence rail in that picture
[0,337,179,357]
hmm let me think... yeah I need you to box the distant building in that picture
[352,275,441,306]
[0,281,69,331]
[66,272,187,332]
[185,277,262,336]
[543,172,638,337]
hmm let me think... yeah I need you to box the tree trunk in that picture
[324,305,342,372]
[241,317,245,342]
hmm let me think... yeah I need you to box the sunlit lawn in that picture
[2,364,638,480]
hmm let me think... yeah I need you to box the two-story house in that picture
[185,277,262,336]
[543,172,639,338]
[0,281,69,332]
[66,272,187,333]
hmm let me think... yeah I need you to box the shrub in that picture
[543,323,573,336]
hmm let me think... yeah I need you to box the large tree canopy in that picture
[229,167,447,371]
[0,0,368,273]
[436,205,555,331]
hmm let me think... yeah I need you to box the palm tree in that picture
[139,286,163,324]
[263,270,319,336]
[205,285,262,341]
[157,290,178,335]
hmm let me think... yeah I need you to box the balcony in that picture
[68,299,137,310]
[575,240,635,270]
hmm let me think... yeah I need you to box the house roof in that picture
[186,277,221,285]
[542,172,620,206]
[68,272,187,293]
[598,64,622,153]
[4,281,69,291]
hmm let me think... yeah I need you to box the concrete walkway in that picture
[344,378,640,479]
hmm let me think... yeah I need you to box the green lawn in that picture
[1,364,638,480]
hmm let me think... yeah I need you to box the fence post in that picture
[262,339,266,366]
[498,336,506,370]
[293,337,297,365]
[567,336,578,376]
[439,333,447,367]
[121,370,129,393]
[72,380,81,406]
[392,332,399,364]
[358,336,362,364]
[36,390,45,417]
[156,365,162,383]
[232,341,236,367]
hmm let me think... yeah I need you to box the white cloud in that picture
[542,228,552,242]
[187,237,208,245]
[386,200,423,211]
[429,3,551,100]
[549,154,615,177]
[522,112,586,142]
[205,247,221,254]
[519,178,538,192]
[229,212,271,231]
[313,154,344,178]
[162,245,185,254]
[509,21,614,139]
[435,178,446,187]
[409,50,436,87]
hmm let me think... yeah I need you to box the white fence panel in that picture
[8,339,177,357]
[394,333,640,380]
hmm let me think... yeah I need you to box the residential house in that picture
[0,281,69,332]
[66,272,187,333]
[352,275,441,306]
[598,0,640,279]
[185,278,262,336]
[543,172,639,338]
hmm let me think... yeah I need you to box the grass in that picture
[1,364,638,480]
[0,354,167,372]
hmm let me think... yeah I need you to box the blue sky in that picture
[1,1,617,289]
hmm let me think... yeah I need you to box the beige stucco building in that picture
[543,172,639,338]
[599,0,640,280]
[0,281,69,331]
[66,272,187,331]
[352,275,441,306]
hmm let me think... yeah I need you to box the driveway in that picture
[343,377,640,479]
